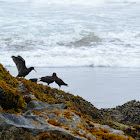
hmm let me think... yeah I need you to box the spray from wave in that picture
[2,0,140,4]
[2,0,104,5]
[0,0,140,68]
[1,28,140,68]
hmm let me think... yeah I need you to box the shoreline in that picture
[6,66,140,109]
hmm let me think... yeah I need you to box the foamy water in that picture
[0,0,140,67]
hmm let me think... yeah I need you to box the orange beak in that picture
[34,69,37,72]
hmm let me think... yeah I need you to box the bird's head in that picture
[30,67,37,72]
[11,56,15,59]
[52,72,60,79]
[52,72,57,77]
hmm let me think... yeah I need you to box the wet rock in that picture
[0,113,86,140]
[23,100,50,112]
[0,113,36,130]
[100,100,140,124]
[23,100,67,112]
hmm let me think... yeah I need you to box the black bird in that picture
[40,73,56,86]
[29,78,38,83]
[11,55,37,77]
[53,73,68,90]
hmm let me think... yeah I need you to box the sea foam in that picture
[0,0,140,68]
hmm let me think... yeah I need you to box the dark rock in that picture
[0,113,51,132]
[100,100,140,124]
[0,126,27,140]
[22,100,50,112]
[23,100,67,112]
[29,78,38,83]
[0,88,3,93]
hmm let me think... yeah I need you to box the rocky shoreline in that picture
[0,100,129,140]
[100,100,140,139]
[100,100,140,125]
[0,63,139,140]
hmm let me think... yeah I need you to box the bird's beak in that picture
[34,69,37,72]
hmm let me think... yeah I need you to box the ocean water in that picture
[0,0,140,108]
[0,0,140,67]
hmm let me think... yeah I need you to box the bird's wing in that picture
[55,78,64,84]
[12,55,27,72]
[55,78,67,86]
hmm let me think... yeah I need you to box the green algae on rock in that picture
[0,64,26,112]
[0,64,19,88]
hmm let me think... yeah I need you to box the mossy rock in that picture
[0,80,26,112]
[0,63,26,112]
[0,64,19,88]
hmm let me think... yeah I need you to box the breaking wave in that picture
[0,0,140,68]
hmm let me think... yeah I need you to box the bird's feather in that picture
[12,55,27,73]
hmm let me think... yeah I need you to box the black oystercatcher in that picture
[40,73,56,86]
[11,55,37,77]
[54,73,68,90]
